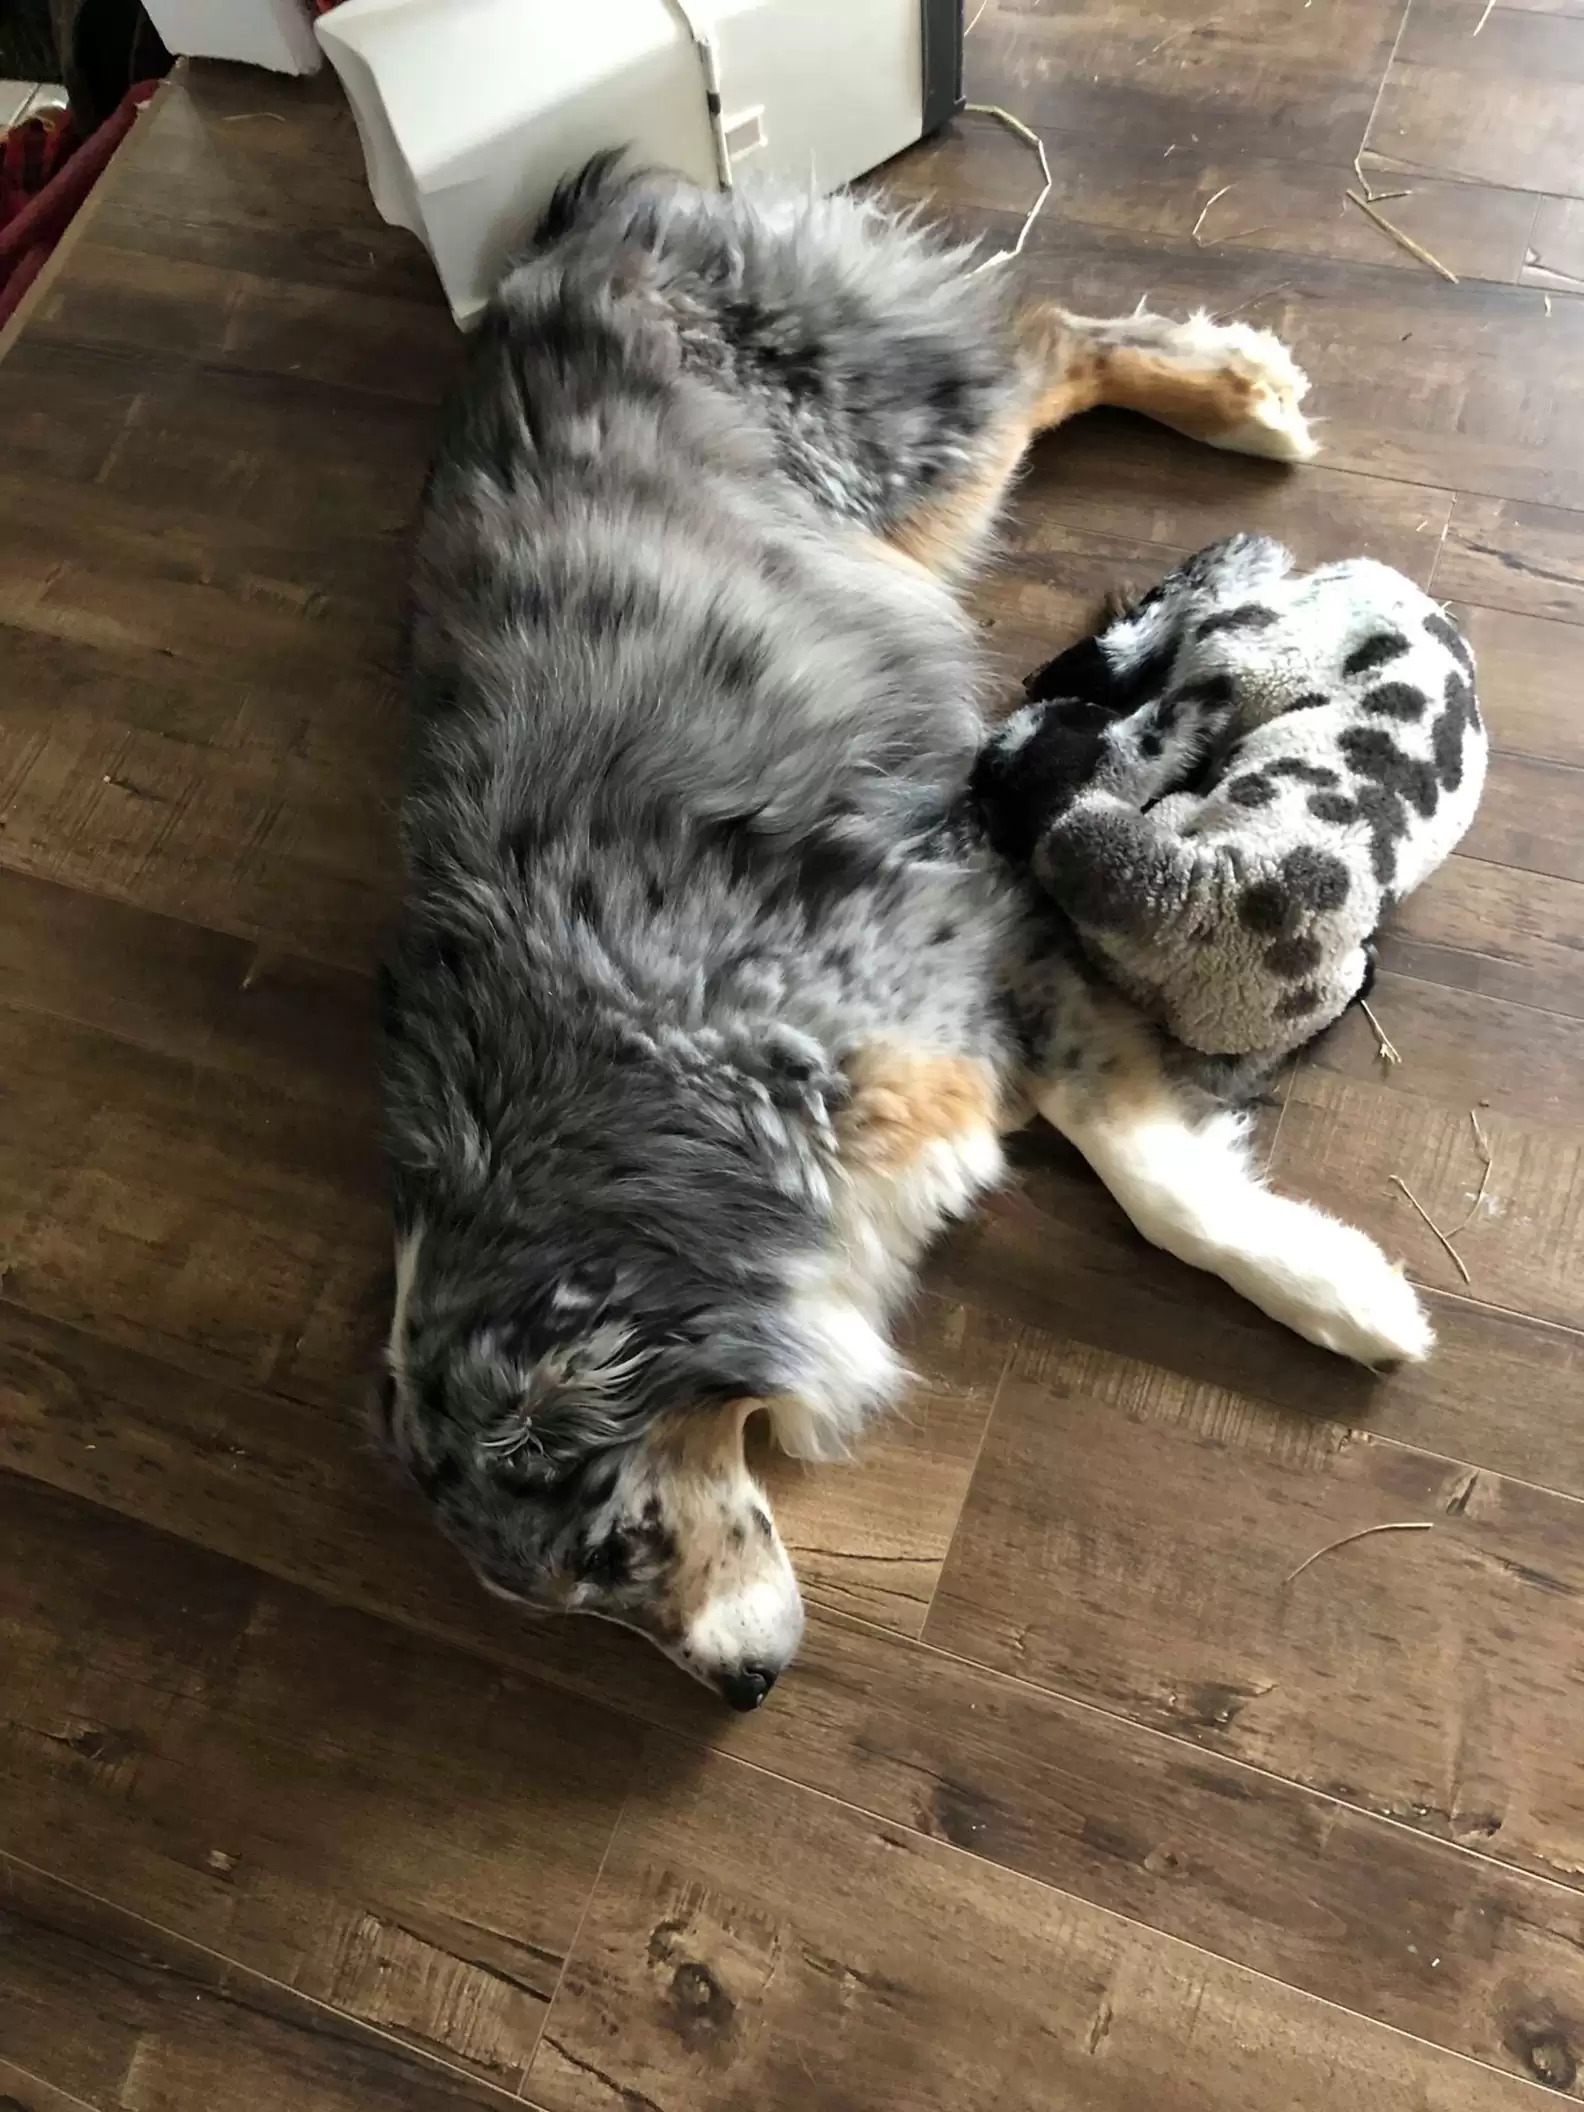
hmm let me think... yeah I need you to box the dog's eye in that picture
[579,1531,633,1590]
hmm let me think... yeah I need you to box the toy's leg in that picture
[1014,303,1317,462]
[1034,792,1216,939]
[1028,979,1432,1367]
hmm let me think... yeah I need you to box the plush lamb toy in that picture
[973,535,1486,1060]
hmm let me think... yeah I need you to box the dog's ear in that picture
[473,1325,659,1474]
[471,1312,798,1477]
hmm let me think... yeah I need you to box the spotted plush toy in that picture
[973,534,1486,1060]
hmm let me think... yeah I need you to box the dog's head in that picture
[379,1221,807,1707]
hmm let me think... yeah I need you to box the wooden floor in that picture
[2,12,1583,2106]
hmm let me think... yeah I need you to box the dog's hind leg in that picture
[883,302,1317,583]
[1014,303,1318,463]
[1027,981,1432,1366]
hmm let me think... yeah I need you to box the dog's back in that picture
[379,163,1025,1577]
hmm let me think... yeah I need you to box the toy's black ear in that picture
[971,697,1115,865]
[1023,633,1118,706]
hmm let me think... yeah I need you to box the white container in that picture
[316,0,962,326]
[142,0,323,73]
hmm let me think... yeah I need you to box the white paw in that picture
[1180,311,1318,463]
[1119,308,1318,463]
[1245,1212,1435,1368]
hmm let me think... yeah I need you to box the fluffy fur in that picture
[378,158,1431,1706]
[974,536,1487,1058]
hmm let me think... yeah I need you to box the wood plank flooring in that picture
[2,21,1583,2108]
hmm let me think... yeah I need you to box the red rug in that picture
[0,78,158,331]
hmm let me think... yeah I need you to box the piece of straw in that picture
[1284,1520,1434,1585]
[1389,1175,1472,1286]
[1359,996,1401,1067]
[1350,154,1403,206]
[1345,190,1460,283]
[1191,183,1233,245]
[1448,1109,1495,1239]
[966,105,1053,274]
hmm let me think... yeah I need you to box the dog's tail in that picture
[1033,1015,1433,1367]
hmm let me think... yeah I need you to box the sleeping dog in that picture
[378,156,1430,1707]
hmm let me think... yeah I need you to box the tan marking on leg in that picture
[1012,300,1315,460]
[837,1045,1003,1174]
[1017,301,1258,440]
[848,529,939,586]
[1013,303,1108,429]
[1090,345,1259,445]
[885,415,1032,581]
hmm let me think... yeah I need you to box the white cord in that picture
[666,0,734,190]
[964,102,1053,274]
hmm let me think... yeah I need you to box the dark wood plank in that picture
[0,1474,638,2091]
[0,1305,516,1650]
[0,469,404,970]
[1369,0,1584,196]
[0,870,375,1101]
[31,237,458,405]
[1270,1058,1584,1327]
[0,1857,528,2111]
[1379,854,1584,1019]
[0,2055,98,2112]
[80,62,443,304]
[965,0,1408,167]
[1307,967,1584,1128]
[1433,492,1584,623]
[928,1125,1584,1492]
[1524,198,1584,286]
[0,999,384,1397]
[929,1328,1584,1891]
[1458,600,1584,766]
[527,1742,1552,2112]
[1010,408,1451,578]
[1270,962,1584,1327]
[4,335,434,549]
[885,120,1538,286]
[1465,755,1584,883]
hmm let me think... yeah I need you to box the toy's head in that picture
[969,694,1116,865]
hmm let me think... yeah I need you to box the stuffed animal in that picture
[973,534,1486,1060]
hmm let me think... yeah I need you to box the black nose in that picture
[720,1665,778,1711]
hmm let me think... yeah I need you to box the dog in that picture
[377,156,1432,1708]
